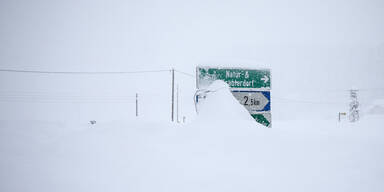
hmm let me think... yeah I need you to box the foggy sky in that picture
[0,0,383,121]
[1,0,383,87]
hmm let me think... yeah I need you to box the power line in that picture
[0,99,136,104]
[0,67,198,78]
[174,69,195,78]
[359,88,384,91]
[0,68,170,74]
[273,97,345,105]
[0,67,198,79]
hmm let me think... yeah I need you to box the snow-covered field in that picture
[1,0,383,191]
[1,82,383,192]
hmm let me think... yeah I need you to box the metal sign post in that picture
[196,66,272,127]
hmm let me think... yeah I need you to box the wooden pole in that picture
[136,93,138,117]
[177,84,179,123]
[171,68,175,122]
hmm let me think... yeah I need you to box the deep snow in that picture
[1,82,383,192]
[1,0,383,191]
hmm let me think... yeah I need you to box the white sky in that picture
[0,0,383,121]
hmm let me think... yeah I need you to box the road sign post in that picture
[196,66,272,127]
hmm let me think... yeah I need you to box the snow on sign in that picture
[196,66,272,127]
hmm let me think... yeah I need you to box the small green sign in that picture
[197,67,271,89]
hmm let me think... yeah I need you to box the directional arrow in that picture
[231,91,270,112]
[261,75,269,83]
[231,90,271,127]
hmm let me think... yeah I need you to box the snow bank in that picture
[366,99,384,115]
[196,80,256,122]
[1,91,384,192]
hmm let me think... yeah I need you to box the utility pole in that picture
[177,84,179,123]
[136,93,138,117]
[171,68,175,122]
[349,89,359,122]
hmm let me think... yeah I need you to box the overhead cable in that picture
[0,68,170,74]
[174,69,195,78]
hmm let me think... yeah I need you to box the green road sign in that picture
[196,66,272,128]
[197,67,271,89]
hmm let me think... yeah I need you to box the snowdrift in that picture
[1,83,384,192]
[195,80,257,122]
[366,99,384,115]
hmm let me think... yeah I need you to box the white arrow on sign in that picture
[261,75,269,83]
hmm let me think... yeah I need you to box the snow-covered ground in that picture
[1,81,383,192]
[1,0,383,191]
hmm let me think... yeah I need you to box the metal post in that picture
[171,68,175,122]
[136,93,138,117]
